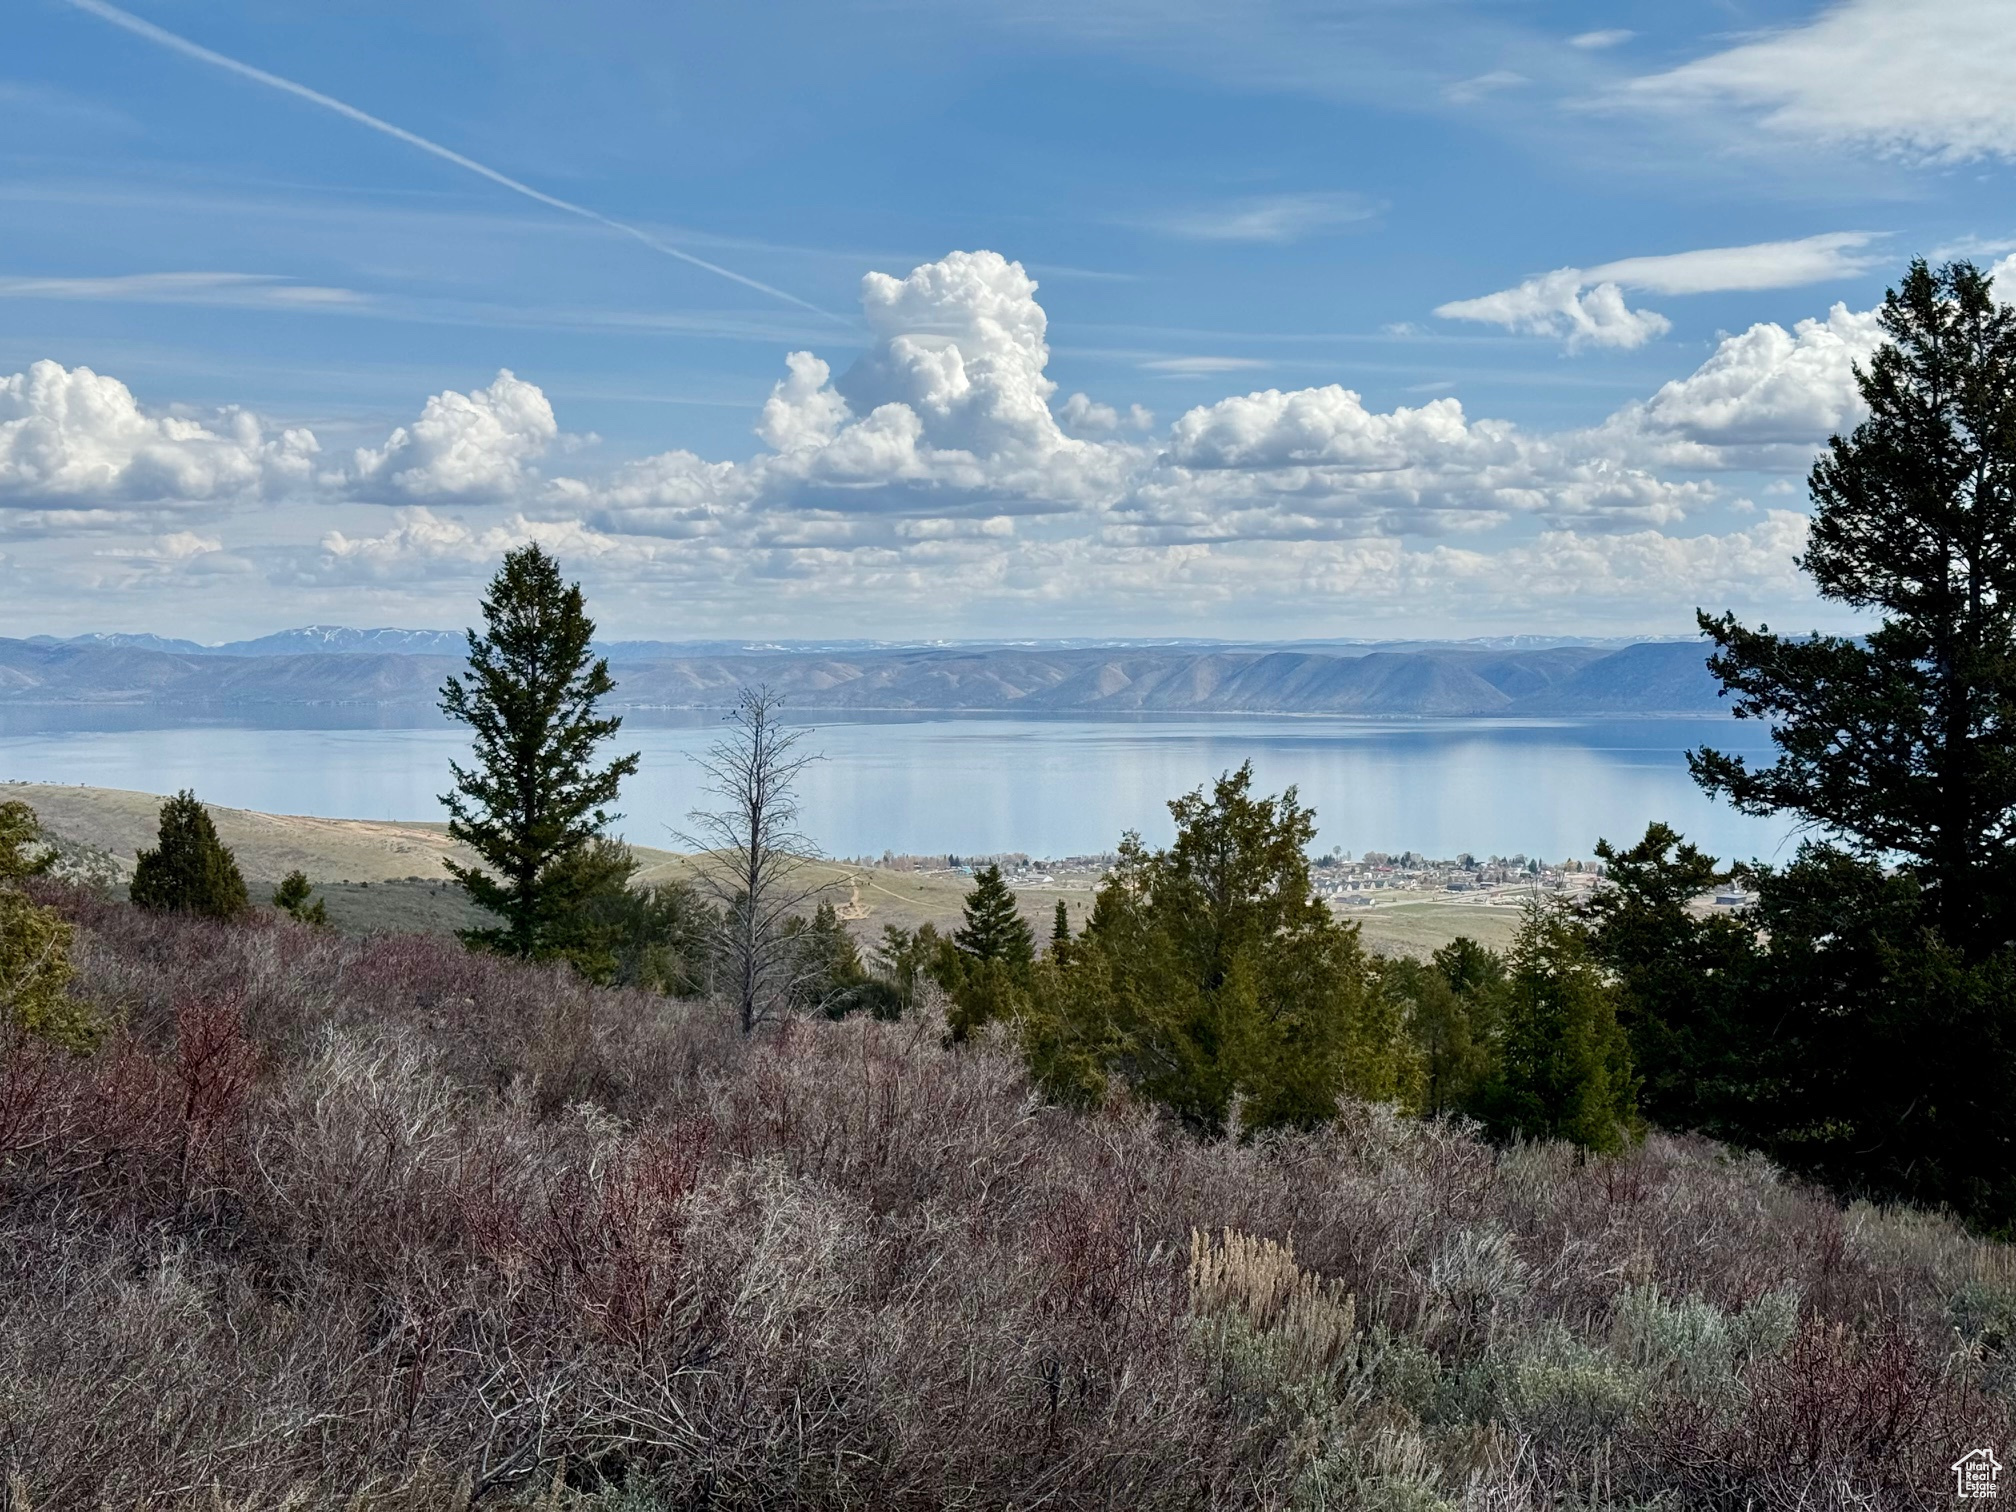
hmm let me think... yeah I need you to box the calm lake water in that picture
[0,708,1799,864]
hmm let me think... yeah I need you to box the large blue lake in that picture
[0,708,1800,864]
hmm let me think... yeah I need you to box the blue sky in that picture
[3,0,2013,640]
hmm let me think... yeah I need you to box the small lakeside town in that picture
[843,849,1758,913]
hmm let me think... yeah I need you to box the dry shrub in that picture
[0,888,2008,1510]
[1191,1227,1359,1381]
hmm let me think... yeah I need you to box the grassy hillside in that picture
[4,885,2008,1508]
[11,782,1495,957]
[4,781,483,884]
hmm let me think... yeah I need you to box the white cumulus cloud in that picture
[315,507,637,583]
[350,370,560,502]
[1127,384,1709,539]
[0,359,319,507]
[1597,302,1884,469]
[0,246,1921,631]
[1436,234,1884,352]
[1436,270,1672,351]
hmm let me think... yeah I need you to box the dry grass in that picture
[1,883,2009,1509]
[16,785,1505,958]
[3,782,484,885]
[1350,901,1526,959]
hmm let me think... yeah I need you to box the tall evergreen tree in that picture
[954,865,1036,969]
[1049,898,1072,957]
[1577,824,1759,1132]
[1683,260,2016,1225]
[1693,259,2016,962]
[1477,906,1638,1155]
[440,545,639,959]
[130,791,248,920]
[1387,937,1506,1118]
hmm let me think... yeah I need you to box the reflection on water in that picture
[0,707,1797,863]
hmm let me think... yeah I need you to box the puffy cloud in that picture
[0,362,575,516]
[1128,384,1708,538]
[1429,511,1814,609]
[1597,302,1883,469]
[1992,254,2016,305]
[605,250,1139,520]
[314,507,638,583]
[842,250,1058,450]
[1621,0,2016,163]
[132,530,224,561]
[1436,234,1883,352]
[1436,270,1671,350]
[0,360,318,506]
[0,248,1894,631]
[755,352,850,453]
[350,370,559,502]
[1057,392,1154,438]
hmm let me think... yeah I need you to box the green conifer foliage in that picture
[954,865,1036,969]
[1050,898,1071,957]
[0,800,96,1048]
[1478,907,1638,1154]
[272,870,329,926]
[130,791,249,919]
[873,922,949,1013]
[1694,260,2016,962]
[1577,824,1757,1132]
[0,801,52,884]
[0,889,94,1048]
[439,545,639,959]
[1021,763,1416,1134]
[1681,260,2016,1226]
[940,865,1038,1039]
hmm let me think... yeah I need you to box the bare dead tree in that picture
[677,687,825,1034]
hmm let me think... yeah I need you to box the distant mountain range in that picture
[25,626,469,658]
[23,627,1685,660]
[0,635,1732,717]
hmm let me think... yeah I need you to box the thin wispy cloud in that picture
[1136,191,1380,243]
[0,79,139,133]
[1568,30,1632,51]
[1444,70,1529,105]
[1139,356,1270,374]
[58,0,842,321]
[1581,232,1887,294]
[0,271,365,308]
[1618,0,2016,163]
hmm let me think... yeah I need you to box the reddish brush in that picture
[0,886,2008,1510]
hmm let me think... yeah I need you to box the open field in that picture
[8,781,1518,956]
[1345,899,1525,957]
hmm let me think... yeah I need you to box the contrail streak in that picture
[62,0,842,321]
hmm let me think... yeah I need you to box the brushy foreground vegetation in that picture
[3,885,2011,1511]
